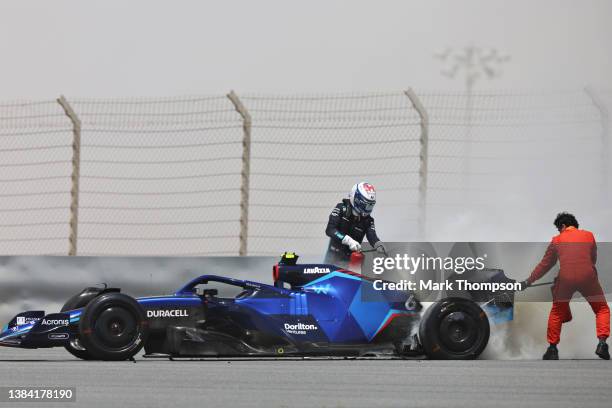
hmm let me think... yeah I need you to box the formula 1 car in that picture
[0,253,515,360]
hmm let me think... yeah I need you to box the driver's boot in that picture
[543,344,559,360]
[596,340,610,360]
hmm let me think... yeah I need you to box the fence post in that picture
[584,87,610,201]
[404,88,429,240]
[57,95,82,256]
[227,91,252,256]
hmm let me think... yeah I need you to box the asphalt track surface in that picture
[0,348,610,408]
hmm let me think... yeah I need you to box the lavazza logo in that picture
[284,322,318,335]
[147,309,189,318]
[303,267,330,274]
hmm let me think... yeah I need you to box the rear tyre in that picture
[78,293,148,361]
[419,297,489,360]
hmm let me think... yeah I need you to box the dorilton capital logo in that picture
[284,323,317,330]
[284,323,318,335]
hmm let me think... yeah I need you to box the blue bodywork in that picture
[0,261,513,357]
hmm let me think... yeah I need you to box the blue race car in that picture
[0,253,514,360]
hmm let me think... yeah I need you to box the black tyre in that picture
[78,293,148,361]
[63,336,95,360]
[419,297,489,360]
[61,290,104,361]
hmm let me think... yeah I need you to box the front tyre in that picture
[61,302,95,360]
[78,293,148,361]
[419,298,489,360]
[64,336,95,360]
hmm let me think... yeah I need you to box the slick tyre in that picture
[419,297,489,360]
[78,293,148,361]
[61,295,98,361]
[63,336,94,361]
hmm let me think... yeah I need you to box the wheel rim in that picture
[438,311,479,352]
[93,306,138,349]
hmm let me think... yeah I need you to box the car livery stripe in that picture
[63,311,83,324]
[138,297,201,304]
[289,292,308,316]
[303,271,362,288]
[136,297,202,306]
[0,324,35,340]
[371,309,418,339]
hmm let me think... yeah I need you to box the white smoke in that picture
[484,302,605,359]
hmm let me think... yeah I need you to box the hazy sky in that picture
[1,0,611,98]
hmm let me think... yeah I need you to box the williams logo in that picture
[41,319,69,326]
[303,267,330,274]
[146,309,189,318]
[306,284,332,295]
[284,322,318,335]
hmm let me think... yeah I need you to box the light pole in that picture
[434,46,510,193]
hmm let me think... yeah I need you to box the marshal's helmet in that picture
[349,182,376,216]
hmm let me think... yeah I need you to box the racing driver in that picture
[522,212,610,360]
[324,182,386,266]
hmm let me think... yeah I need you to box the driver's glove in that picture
[519,280,531,291]
[374,241,387,255]
[342,235,362,252]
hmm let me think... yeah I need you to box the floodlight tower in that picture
[434,46,510,191]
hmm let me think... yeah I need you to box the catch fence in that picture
[0,88,608,255]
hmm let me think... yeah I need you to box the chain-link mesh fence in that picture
[240,92,423,255]
[70,96,244,256]
[0,100,73,255]
[0,89,609,256]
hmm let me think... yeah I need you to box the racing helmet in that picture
[349,182,376,216]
